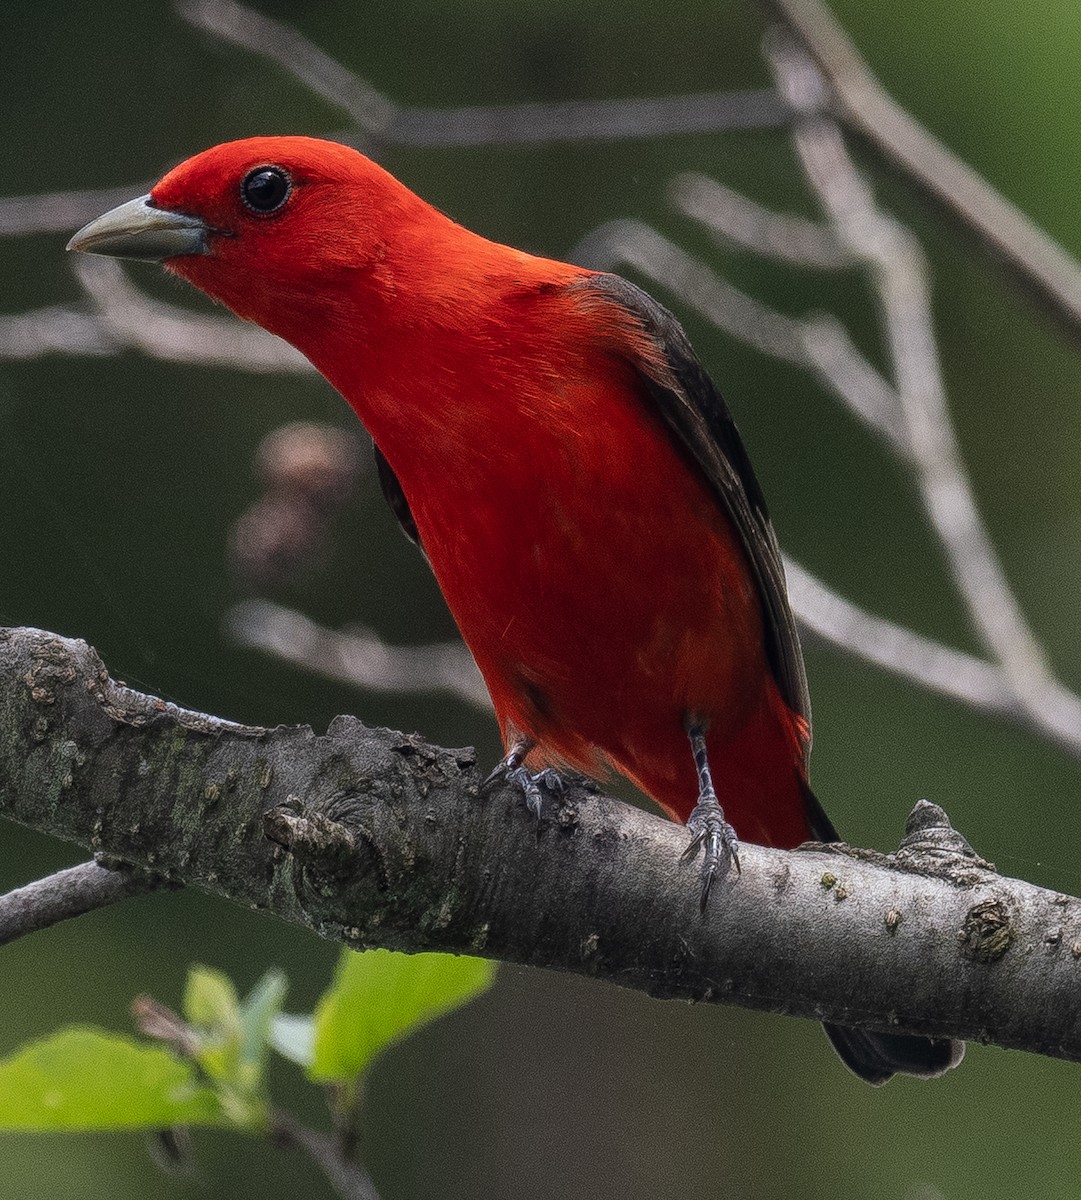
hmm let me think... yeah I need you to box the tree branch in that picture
[0,861,162,946]
[2,625,1080,1065]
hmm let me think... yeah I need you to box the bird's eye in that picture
[240,166,292,215]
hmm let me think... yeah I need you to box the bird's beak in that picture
[66,195,211,261]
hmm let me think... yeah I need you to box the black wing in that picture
[373,442,423,551]
[575,273,811,762]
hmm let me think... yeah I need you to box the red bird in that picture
[69,136,961,1083]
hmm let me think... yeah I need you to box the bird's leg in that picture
[481,738,533,790]
[481,738,565,819]
[681,719,741,910]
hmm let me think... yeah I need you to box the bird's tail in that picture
[823,1022,964,1086]
[801,782,966,1085]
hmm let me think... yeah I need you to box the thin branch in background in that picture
[796,313,908,452]
[176,0,397,134]
[759,0,1081,343]
[670,171,855,269]
[785,561,1081,757]
[765,34,1072,724]
[376,90,789,148]
[176,0,790,147]
[0,304,116,361]
[572,218,810,366]
[226,599,490,711]
[0,183,155,238]
[271,1113,383,1200]
[571,217,908,448]
[0,259,316,369]
[0,861,161,947]
[72,258,312,373]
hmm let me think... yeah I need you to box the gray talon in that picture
[507,765,565,819]
[683,798,740,909]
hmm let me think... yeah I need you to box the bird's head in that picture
[67,136,434,344]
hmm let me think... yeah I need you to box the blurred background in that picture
[4,0,1081,1196]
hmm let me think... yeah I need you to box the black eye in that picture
[240,166,292,215]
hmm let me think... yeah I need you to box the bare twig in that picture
[225,600,490,710]
[72,258,312,373]
[760,0,1081,341]
[0,861,161,946]
[796,313,908,451]
[786,561,1081,755]
[670,171,854,268]
[573,218,809,365]
[767,35,1067,722]
[0,304,117,361]
[0,183,155,237]
[570,217,909,447]
[0,259,316,369]
[271,1112,383,1200]
[176,0,397,133]
[175,0,789,146]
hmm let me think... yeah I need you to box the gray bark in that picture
[1,625,1079,1062]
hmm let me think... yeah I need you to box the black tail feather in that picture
[824,1023,965,1085]
[801,778,841,843]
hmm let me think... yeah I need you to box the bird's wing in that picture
[373,441,423,551]
[574,272,811,757]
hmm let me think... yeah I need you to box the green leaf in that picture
[310,948,496,1083]
[184,967,241,1088]
[183,965,241,1037]
[236,969,287,1096]
[0,1027,223,1131]
[269,1014,315,1069]
[178,966,286,1130]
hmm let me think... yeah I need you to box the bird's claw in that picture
[682,797,741,911]
[507,765,565,819]
[480,740,530,795]
[481,744,566,821]
[480,760,510,794]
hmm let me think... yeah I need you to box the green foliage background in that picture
[3,1,1081,1196]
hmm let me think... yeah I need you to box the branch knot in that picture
[264,801,358,873]
[894,800,996,879]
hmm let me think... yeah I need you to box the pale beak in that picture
[66,195,212,261]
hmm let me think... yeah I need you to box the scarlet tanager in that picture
[68,136,962,1084]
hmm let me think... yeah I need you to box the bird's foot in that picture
[681,797,741,910]
[682,718,741,910]
[481,741,566,819]
[508,766,566,819]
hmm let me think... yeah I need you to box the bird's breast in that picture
[392,364,770,767]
